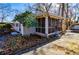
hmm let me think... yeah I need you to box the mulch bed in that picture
[0,34,50,55]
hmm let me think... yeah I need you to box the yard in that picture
[23,31,79,55]
[0,23,60,55]
[0,3,79,55]
[0,34,53,55]
[1,30,79,55]
[0,23,79,55]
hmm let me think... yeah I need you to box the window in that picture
[16,23,18,27]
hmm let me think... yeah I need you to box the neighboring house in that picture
[75,16,79,22]
[12,21,36,36]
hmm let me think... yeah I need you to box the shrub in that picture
[5,24,12,29]
[0,24,6,29]
[0,23,12,34]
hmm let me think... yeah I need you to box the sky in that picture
[7,3,31,22]
[0,3,79,22]
[0,3,33,22]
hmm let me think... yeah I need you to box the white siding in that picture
[20,24,24,35]
[23,27,36,35]
[12,22,36,36]
[12,21,21,32]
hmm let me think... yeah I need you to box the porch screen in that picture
[48,18,62,33]
[36,18,45,33]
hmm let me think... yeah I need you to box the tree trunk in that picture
[1,17,4,22]
[58,4,61,16]
[61,3,66,32]
[66,3,69,18]
[61,3,65,17]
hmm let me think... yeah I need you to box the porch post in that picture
[45,17,49,37]
[62,19,66,32]
[21,24,24,36]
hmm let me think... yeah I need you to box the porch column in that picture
[21,24,24,36]
[18,23,20,32]
[62,19,66,32]
[45,17,49,37]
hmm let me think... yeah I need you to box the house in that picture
[12,13,74,37]
[11,21,36,36]
[12,13,66,37]
[36,13,66,37]
[36,13,75,37]
[75,15,79,23]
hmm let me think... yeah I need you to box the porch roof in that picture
[36,13,66,20]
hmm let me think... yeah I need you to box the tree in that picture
[33,3,52,16]
[59,3,69,18]
[60,3,75,30]
[14,10,37,28]
[0,4,17,22]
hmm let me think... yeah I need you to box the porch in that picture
[36,14,65,37]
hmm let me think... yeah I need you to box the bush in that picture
[0,23,12,34]
[0,24,6,29]
[5,24,12,29]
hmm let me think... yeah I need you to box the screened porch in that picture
[36,16,63,37]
